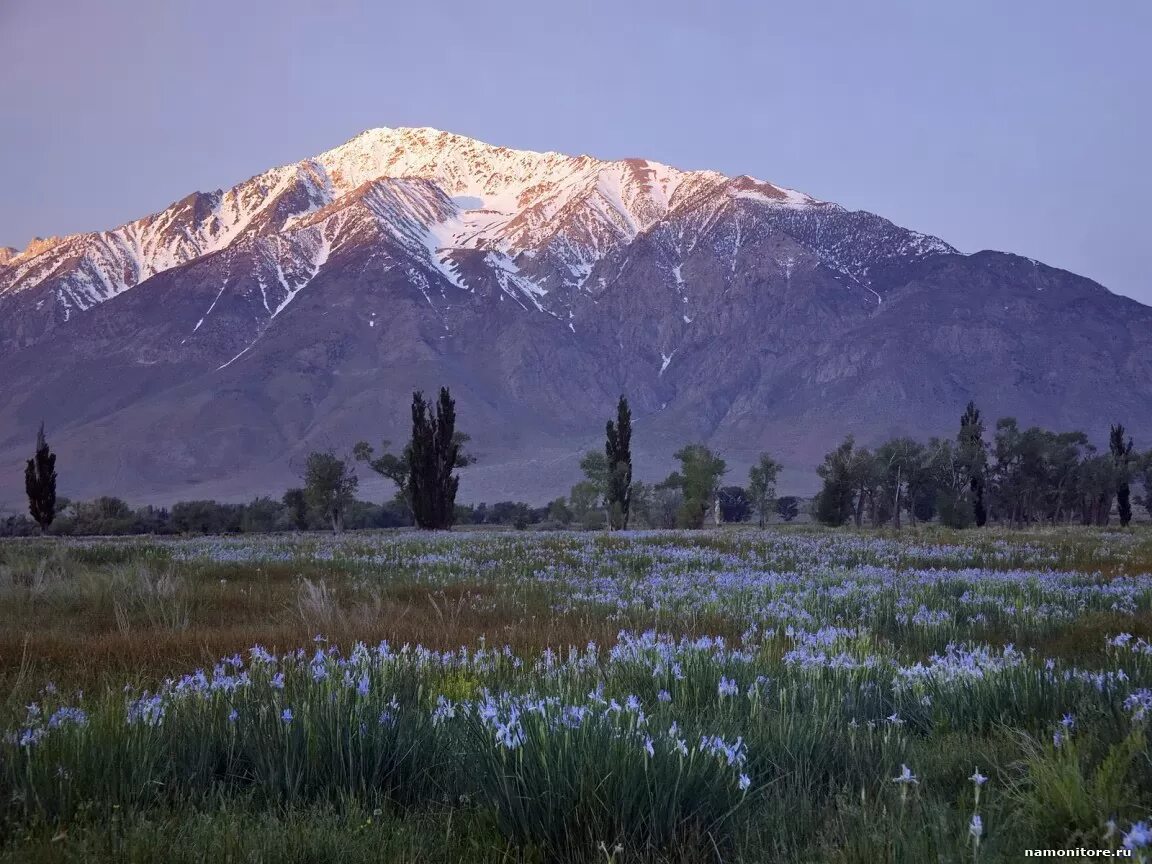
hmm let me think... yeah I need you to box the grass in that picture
[2,525,1152,862]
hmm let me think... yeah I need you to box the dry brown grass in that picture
[0,545,618,703]
[4,527,1150,707]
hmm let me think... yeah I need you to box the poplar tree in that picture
[356,389,474,529]
[958,401,988,527]
[1110,423,1134,527]
[407,388,469,530]
[605,396,633,530]
[24,422,57,531]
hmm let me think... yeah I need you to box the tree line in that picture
[810,402,1152,528]
[7,389,550,537]
[12,393,1152,536]
[0,493,570,538]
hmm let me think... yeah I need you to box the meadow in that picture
[2,526,1151,863]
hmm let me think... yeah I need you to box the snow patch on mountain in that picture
[270,229,332,318]
[1,126,958,339]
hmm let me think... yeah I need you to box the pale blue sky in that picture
[2,1,1149,303]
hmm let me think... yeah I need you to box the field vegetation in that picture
[2,526,1151,862]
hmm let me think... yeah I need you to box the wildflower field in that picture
[2,527,1151,863]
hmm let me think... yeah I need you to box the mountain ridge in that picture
[0,127,952,330]
[0,127,1146,508]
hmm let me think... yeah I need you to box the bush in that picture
[0,514,39,537]
[579,508,607,530]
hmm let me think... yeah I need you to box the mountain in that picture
[0,127,1149,507]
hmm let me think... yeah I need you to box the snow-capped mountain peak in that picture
[1,127,1145,513]
[0,126,951,338]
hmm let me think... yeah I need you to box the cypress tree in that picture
[359,390,472,528]
[24,422,57,531]
[432,387,462,529]
[407,388,463,530]
[408,392,434,528]
[605,396,633,530]
[958,401,988,527]
[1110,423,1134,527]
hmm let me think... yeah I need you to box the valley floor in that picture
[2,526,1151,862]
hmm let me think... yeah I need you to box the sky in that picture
[1,1,1149,304]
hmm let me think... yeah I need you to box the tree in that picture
[354,422,474,525]
[847,445,879,527]
[489,501,533,527]
[874,438,931,530]
[1075,454,1115,526]
[1110,423,1135,527]
[649,485,684,529]
[1139,451,1152,521]
[775,496,800,522]
[605,396,633,530]
[990,418,1057,527]
[979,417,1135,528]
[303,451,359,533]
[987,417,1132,528]
[282,488,310,531]
[353,440,410,511]
[628,482,654,528]
[241,497,287,533]
[911,484,937,523]
[718,486,751,523]
[407,388,468,530]
[814,437,858,527]
[344,500,385,530]
[357,389,473,530]
[546,497,572,526]
[24,422,57,531]
[67,497,135,535]
[662,444,726,529]
[936,488,974,528]
[569,480,606,529]
[958,402,988,527]
[575,449,610,527]
[1041,431,1091,524]
[171,500,243,534]
[747,453,781,528]
[927,438,974,528]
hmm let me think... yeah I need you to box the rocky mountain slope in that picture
[1,127,1148,506]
